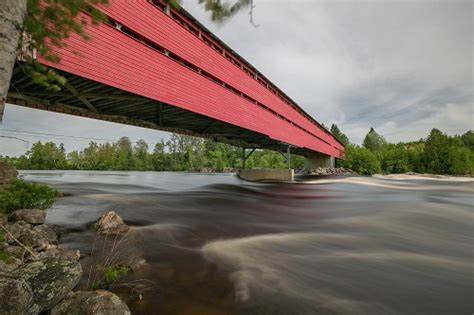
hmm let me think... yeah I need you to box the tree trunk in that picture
[0,0,27,123]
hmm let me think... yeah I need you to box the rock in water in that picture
[50,290,131,315]
[0,277,40,315]
[9,209,46,225]
[95,211,129,235]
[12,257,82,312]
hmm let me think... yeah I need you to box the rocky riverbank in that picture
[299,167,357,176]
[0,209,132,315]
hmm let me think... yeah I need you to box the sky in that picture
[1,0,472,156]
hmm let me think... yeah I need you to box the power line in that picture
[0,135,29,150]
[0,128,164,146]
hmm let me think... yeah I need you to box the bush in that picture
[378,144,410,174]
[0,179,59,214]
[340,145,381,175]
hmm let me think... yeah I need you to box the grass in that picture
[0,179,59,214]
[0,231,13,264]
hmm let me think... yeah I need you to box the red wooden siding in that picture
[40,1,344,158]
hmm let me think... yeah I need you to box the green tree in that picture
[363,128,386,151]
[378,143,409,174]
[28,141,67,169]
[340,145,381,175]
[134,139,151,170]
[0,0,248,121]
[115,137,134,170]
[460,130,474,149]
[330,123,349,146]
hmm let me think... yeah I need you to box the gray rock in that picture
[9,209,46,225]
[5,220,31,243]
[37,245,80,261]
[126,256,147,272]
[0,256,22,273]
[95,211,129,235]
[5,222,58,251]
[4,244,27,260]
[15,228,48,251]
[0,213,7,225]
[33,224,58,245]
[13,257,82,312]
[50,290,131,315]
[0,277,40,315]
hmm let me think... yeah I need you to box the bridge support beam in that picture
[304,152,335,169]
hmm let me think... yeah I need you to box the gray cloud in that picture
[1,0,472,155]
[183,0,473,143]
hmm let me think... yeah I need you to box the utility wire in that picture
[0,128,163,146]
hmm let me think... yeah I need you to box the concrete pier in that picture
[304,152,335,169]
[237,169,294,182]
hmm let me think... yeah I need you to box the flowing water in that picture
[21,171,474,315]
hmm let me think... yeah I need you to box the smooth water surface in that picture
[21,170,474,315]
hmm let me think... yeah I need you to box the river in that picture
[20,170,474,315]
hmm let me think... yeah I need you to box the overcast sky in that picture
[1,0,472,156]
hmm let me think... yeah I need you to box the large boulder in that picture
[5,221,32,244]
[9,209,46,225]
[37,245,80,261]
[50,290,131,315]
[33,224,58,245]
[0,213,7,225]
[12,257,82,312]
[95,211,129,235]
[0,255,22,273]
[0,162,18,190]
[5,221,50,251]
[0,277,40,315]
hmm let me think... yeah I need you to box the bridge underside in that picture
[8,63,311,157]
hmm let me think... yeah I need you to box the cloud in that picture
[1,0,472,155]
[182,0,473,144]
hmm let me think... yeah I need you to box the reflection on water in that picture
[21,170,474,315]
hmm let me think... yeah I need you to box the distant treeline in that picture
[1,128,472,176]
[332,126,473,175]
[0,134,305,172]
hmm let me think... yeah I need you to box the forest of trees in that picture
[1,128,472,176]
[338,128,474,176]
[0,134,305,172]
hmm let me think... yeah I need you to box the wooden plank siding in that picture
[38,0,344,158]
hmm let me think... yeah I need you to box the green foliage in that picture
[421,129,474,175]
[197,0,251,22]
[339,128,473,175]
[21,0,109,90]
[104,264,130,284]
[1,134,305,172]
[0,179,58,214]
[377,143,409,174]
[24,0,109,62]
[3,129,472,176]
[340,145,381,175]
[363,128,387,151]
[0,249,12,263]
[330,124,349,146]
[460,130,474,149]
[0,233,13,263]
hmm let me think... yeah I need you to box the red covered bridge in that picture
[7,0,344,162]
